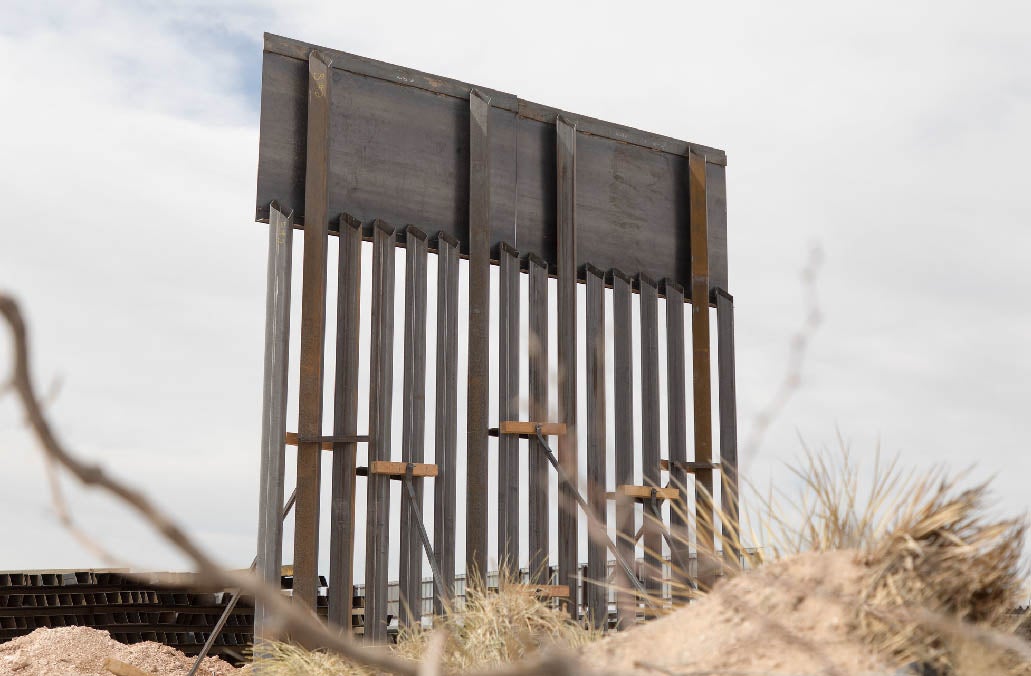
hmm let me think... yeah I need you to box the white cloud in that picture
[1,0,1029,578]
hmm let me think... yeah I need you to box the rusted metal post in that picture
[584,264,607,628]
[610,268,636,628]
[716,289,739,564]
[399,226,429,627]
[293,49,332,610]
[527,253,550,584]
[638,274,662,598]
[688,151,715,590]
[255,203,293,637]
[497,242,520,572]
[663,279,692,600]
[365,221,397,642]
[328,214,362,628]
[555,115,578,618]
[466,90,491,580]
[433,233,460,613]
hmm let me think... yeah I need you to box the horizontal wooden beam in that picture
[367,461,438,478]
[608,485,681,501]
[497,421,567,436]
[509,584,570,598]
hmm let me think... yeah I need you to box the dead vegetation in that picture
[242,450,1031,676]
[251,578,598,676]
[856,475,1028,674]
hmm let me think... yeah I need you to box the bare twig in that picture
[0,294,418,676]
[741,244,824,461]
[42,439,128,568]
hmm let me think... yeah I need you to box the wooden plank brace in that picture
[510,584,570,598]
[494,421,567,437]
[367,461,438,478]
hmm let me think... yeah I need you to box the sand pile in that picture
[584,550,890,675]
[0,627,237,676]
[582,472,1030,676]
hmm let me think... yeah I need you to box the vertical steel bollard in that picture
[255,203,293,640]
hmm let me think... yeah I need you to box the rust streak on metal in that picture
[689,151,715,591]
[466,90,491,579]
[555,115,578,618]
[293,49,333,610]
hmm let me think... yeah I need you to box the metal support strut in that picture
[402,463,446,603]
[531,426,654,607]
[644,489,694,587]
[188,488,298,676]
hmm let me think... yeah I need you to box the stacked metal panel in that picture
[0,570,334,663]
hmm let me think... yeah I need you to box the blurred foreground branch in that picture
[0,294,424,675]
[741,244,824,460]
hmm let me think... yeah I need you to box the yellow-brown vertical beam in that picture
[688,151,715,590]
[293,49,332,609]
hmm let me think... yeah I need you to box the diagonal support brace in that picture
[643,489,694,589]
[401,463,446,606]
[532,426,654,607]
[188,488,299,676]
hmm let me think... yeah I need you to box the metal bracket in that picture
[285,431,370,449]
[660,459,720,473]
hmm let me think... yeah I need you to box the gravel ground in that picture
[0,627,237,676]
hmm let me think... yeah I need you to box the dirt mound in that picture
[583,550,889,675]
[0,627,237,676]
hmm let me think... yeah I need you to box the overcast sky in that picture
[1,0,1029,577]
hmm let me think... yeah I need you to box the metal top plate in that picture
[256,33,729,295]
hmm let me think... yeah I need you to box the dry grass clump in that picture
[250,575,598,676]
[760,449,919,557]
[248,640,366,676]
[751,448,1030,675]
[856,476,1027,673]
[395,576,599,671]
